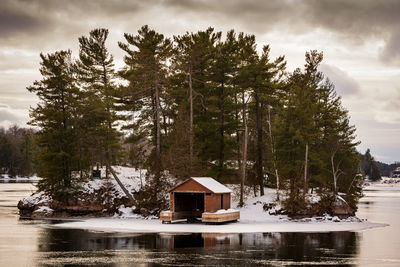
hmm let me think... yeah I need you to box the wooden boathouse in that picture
[160,177,240,223]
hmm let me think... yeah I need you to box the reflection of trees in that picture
[273,232,358,261]
[38,229,159,251]
[37,229,359,265]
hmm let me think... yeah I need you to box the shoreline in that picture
[48,217,387,234]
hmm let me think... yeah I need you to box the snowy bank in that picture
[49,185,385,234]
[49,217,385,234]
[18,166,146,218]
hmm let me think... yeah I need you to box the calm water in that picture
[0,182,399,266]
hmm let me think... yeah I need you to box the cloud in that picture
[0,107,18,122]
[0,4,43,37]
[380,31,400,65]
[375,89,400,124]
[304,0,400,64]
[166,0,400,65]
[0,50,37,71]
[319,64,361,96]
[0,0,399,162]
[1,0,399,66]
[0,104,29,128]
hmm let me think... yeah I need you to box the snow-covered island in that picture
[17,166,386,233]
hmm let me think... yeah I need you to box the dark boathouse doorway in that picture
[174,192,204,213]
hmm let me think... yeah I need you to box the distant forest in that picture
[376,161,400,177]
[2,26,381,213]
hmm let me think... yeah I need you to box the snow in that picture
[20,166,145,211]
[18,166,388,234]
[49,217,385,234]
[50,184,386,234]
[114,205,157,220]
[231,187,286,223]
[22,191,51,206]
[202,208,238,214]
[212,208,238,214]
[78,166,145,198]
[35,206,53,213]
[0,174,41,182]
[191,177,232,193]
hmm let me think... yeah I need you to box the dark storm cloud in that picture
[304,0,400,64]
[2,0,400,64]
[0,0,144,48]
[380,32,400,64]
[165,0,400,64]
[0,4,43,37]
[166,0,305,32]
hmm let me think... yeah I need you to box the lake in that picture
[0,181,399,266]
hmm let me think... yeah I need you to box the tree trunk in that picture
[107,162,135,204]
[155,79,162,185]
[235,94,242,204]
[234,96,241,161]
[239,93,248,207]
[102,62,110,179]
[331,153,337,194]
[267,105,280,200]
[218,82,225,179]
[304,142,309,196]
[255,92,264,196]
[189,67,193,175]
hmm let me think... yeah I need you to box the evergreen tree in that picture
[275,50,361,214]
[0,126,36,177]
[27,50,81,201]
[274,51,327,212]
[207,30,238,179]
[119,25,172,188]
[362,149,381,181]
[233,32,258,205]
[75,28,121,177]
[168,28,219,177]
[250,46,286,196]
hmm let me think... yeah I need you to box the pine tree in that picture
[274,51,324,212]
[27,50,81,201]
[75,28,121,177]
[233,32,257,205]
[0,126,36,177]
[275,50,362,214]
[119,25,172,188]
[170,28,220,177]
[362,149,381,181]
[205,30,238,179]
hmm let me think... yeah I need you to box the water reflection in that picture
[4,182,400,266]
[36,229,359,266]
[0,180,38,183]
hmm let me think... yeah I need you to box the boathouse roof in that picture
[169,177,232,194]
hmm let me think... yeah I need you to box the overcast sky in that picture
[1,0,399,163]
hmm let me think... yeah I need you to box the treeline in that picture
[27,26,362,213]
[360,149,381,181]
[0,125,36,177]
[374,159,399,178]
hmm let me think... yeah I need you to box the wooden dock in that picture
[202,211,240,223]
[160,210,239,223]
